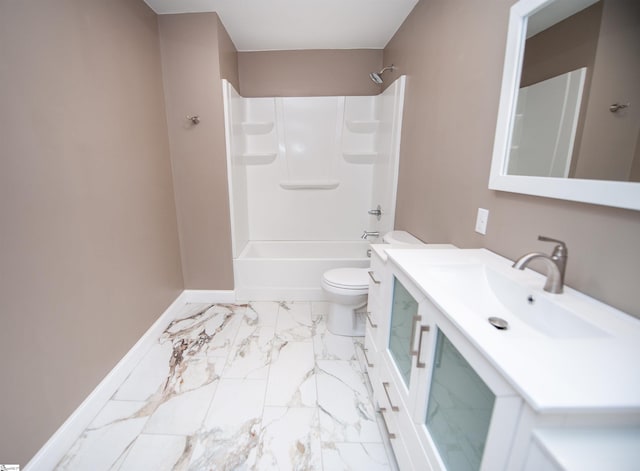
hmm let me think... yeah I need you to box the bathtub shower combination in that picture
[222,77,406,300]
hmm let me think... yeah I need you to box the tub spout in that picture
[361,231,380,240]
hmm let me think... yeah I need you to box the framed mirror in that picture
[489,0,640,210]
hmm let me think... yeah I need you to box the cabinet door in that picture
[425,328,496,471]
[388,275,419,389]
[381,268,430,415]
[413,305,522,471]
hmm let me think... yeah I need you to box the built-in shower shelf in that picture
[343,152,377,164]
[236,153,277,165]
[345,120,380,133]
[241,121,274,134]
[279,180,340,190]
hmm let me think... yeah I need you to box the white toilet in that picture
[321,230,424,336]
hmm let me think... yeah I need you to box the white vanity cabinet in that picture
[365,246,640,470]
[370,257,522,470]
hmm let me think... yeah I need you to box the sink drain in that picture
[488,317,509,330]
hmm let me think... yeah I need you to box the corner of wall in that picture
[216,15,240,91]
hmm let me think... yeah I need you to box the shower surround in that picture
[223,78,406,300]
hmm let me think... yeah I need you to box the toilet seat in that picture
[322,268,369,291]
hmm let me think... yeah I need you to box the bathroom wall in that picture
[238,49,383,97]
[0,0,184,464]
[385,0,640,318]
[159,13,237,289]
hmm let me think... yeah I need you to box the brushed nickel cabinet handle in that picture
[382,382,400,412]
[416,325,431,368]
[366,311,378,328]
[362,348,374,368]
[367,270,381,284]
[379,409,397,439]
[410,315,422,356]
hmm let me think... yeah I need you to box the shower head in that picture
[369,65,396,84]
[369,72,384,84]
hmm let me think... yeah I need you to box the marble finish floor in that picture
[56,301,394,470]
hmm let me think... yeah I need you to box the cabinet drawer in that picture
[377,369,426,470]
[376,371,407,468]
[379,408,415,471]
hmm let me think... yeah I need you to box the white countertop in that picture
[385,248,640,413]
[369,243,457,262]
[532,427,640,471]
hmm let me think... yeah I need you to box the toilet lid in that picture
[323,268,369,290]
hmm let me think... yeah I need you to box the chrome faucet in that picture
[361,231,380,240]
[512,236,568,294]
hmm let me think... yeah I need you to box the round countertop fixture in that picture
[488,317,509,330]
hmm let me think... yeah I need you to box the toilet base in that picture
[327,302,366,336]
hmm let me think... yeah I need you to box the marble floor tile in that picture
[56,400,148,471]
[163,303,245,359]
[322,442,391,470]
[275,301,315,341]
[223,318,277,380]
[186,426,261,470]
[114,341,173,401]
[57,301,395,470]
[247,301,281,326]
[255,407,322,471]
[265,340,316,407]
[184,378,269,469]
[317,360,382,443]
[314,318,358,361]
[142,381,217,436]
[202,378,267,439]
[118,433,187,471]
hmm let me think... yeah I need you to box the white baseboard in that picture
[182,289,236,304]
[24,289,241,470]
[24,290,242,471]
[235,287,326,302]
[25,292,191,470]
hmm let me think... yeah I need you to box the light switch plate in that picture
[475,208,489,235]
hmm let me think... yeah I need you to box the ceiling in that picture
[143,0,419,51]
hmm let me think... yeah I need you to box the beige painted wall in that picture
[0,0,184,464]
[386,0,640,318]
[159,13,236,289]
[238,49,383,96]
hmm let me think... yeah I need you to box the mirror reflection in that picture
[506,0,640,182]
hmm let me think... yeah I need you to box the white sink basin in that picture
[385,248,640,412]
[425,263,608,338]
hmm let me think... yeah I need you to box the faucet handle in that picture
[538,235,567,256]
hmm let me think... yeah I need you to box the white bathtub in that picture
[234,240,371,301]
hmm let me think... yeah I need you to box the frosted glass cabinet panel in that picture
[388,276,419,388]
[425,329,496,471]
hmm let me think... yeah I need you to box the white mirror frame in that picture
[489,0,640,211]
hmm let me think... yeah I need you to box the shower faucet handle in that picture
[368,205,382,221]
